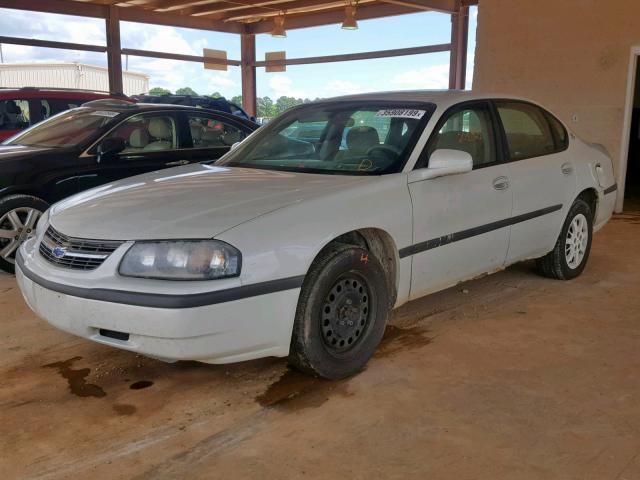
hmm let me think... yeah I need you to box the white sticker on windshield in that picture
[376,109,426,119]
[91,111,119,117]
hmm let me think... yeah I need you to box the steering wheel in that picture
[365,144,402,169]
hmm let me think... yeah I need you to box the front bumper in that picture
[16,240,301,364]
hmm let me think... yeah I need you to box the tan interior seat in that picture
[144,118,174,151]
[336,126,379,162]
[433,131,484,165]
[125,128,149,152]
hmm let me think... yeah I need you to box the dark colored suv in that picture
[133,94,254,122]
[0,87,129,141]
[0,99,258,273]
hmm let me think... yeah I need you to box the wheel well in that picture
[316,228,399,306]
[577,188,598,219]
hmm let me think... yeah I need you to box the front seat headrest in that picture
[346,126,379,153]
[129,128,149,148]
[148,118,172,140]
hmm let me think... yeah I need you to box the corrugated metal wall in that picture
[0,63,148,95]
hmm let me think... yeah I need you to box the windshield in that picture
[216,101,434,175]
[4,108,120,148]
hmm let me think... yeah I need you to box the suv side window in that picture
[496,101,556,160]
[424,103,497,168]
[187,114,246,148]
[0,99,30,130]
[103,113,178,154]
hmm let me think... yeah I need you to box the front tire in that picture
[288,244,391,379]
[536,198,593,280]
[0,195,49,274]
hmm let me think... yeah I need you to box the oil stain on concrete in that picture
[375,325,433,358]
[256,369,349,410]
[130,380,154,390]
[43,356,106,398]
[256,325,432,410]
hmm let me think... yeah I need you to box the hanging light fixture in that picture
[271,14,287,37]
[342,2,358,30]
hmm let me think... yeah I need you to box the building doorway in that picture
[621,47,640,212]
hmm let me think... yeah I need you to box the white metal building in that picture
[0,62,148,95]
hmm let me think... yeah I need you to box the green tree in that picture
[275,96,304,114]
[230,95,243,106]
[208,92,222,98]
[257,96,277,118]
[175,87,198,96]
[148,87,172,95]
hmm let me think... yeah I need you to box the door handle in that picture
[166,160,190,166]
[561,162,574,175]
[493,176,509,191]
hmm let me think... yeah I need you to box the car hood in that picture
[50,164,368,240]
[0,144,57,161]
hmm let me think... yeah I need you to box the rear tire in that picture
[536,198,593,280]
[288,244,391,379]
[0,195,49,274]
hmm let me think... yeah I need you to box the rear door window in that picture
[545,112,568,150]
[49,99,81,116]
[496,102,557,160]
[0,99,30,131]
[102,113,179,154]
[187,114,247,148]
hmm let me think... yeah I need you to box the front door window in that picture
[102,114,178,154]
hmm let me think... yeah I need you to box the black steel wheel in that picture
[321,275,371,354]
[288,243,391,379]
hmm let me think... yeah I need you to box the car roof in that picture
[0,87,126,100]
[310,90,539,109]
[79,101,259,127]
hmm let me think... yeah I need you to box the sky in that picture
[0,6,477,99]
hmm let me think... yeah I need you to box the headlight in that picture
[119,240,241,280]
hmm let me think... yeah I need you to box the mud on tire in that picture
[288,244,392,380]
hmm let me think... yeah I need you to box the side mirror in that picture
[408,149,473,182]
[96,137,126,163]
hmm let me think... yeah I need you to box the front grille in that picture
[39,226,123,271]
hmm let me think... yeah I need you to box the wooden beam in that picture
[182,0,327,17]
[142,0,224,12]
[221,0,360,22]
[249,3,428,33]
[448,4,469,89]
[106,5,124,94]
[122,47,241,65]
[255,43,450,67]
[0,0,243,33]
[0,35,106,52]
[378,0,456,14]
[241,33,257,117]
[0,0,108,18]
[117,5,244,32]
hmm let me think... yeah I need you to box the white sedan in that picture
[16,91,617,379]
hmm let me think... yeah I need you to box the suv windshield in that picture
[5,108,120,148]
[216,101,434,175]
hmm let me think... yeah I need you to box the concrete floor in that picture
[1,213,639,480]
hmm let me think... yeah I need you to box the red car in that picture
[0,88,129,141]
